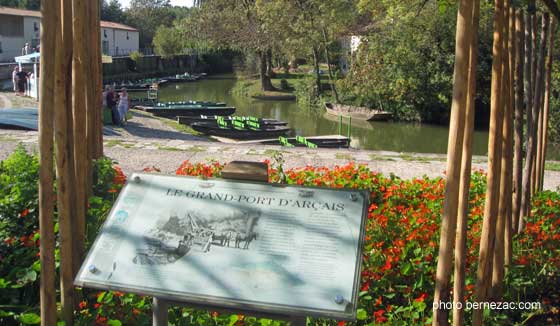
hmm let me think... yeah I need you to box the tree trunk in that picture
[512,9,524,235]
[519,8,535,232]
[321,27,340,103]
[55,0,75,323]
[266,48,275,79]
[259,51,275,91]
[72,0,89,276]
[453,1,480,325]
[520,12,548,233]
[312,45,322,94]
[432,0,475,324]
[38,0,57,324]
[539,17,555,190]
[473,0,505,324]
[492,3,512,299]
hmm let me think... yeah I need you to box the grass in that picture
[0,135,17,142]
[369,154,396,162]
[335,152,354,160]
[105,139,133,148]
[399,154,432,163]
[157,146,181,152]
[158,118,204,136]
[545,161,560,171]
[186,145,207,153]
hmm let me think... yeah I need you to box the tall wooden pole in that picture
[520,12,549,232]
[94,0,104,158]
[473,0,505,324]
[504,5,516,269]
[539,17,555,190]
[55,0,76,323]
[453,1,480,325]
[512,9,524,235]
[432,0,474,324]
[72,0,88,274]
[38,0,58,324]
[492,1,512,299]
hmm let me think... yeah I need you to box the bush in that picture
[293,75,320,108]
[129,51,144,62]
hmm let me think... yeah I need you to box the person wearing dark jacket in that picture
[106,86,119,125]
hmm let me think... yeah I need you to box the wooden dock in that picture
[211,135,350,148]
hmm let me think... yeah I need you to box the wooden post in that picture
[94,0,104,158]
[453,1,480,325]
[38,0,58,324]
[432,0,474,324]
[539,17,555,190]
[472,0,505,324]
[512,8,524,235]
[72,0,89,274]
[152,298,169,326]
[54,0,75,323]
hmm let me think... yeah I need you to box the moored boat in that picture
[177,115,288,127]
[325,102,393,121]
[134,105,236,119]
[191,121,290,140]
[212,135,350,148]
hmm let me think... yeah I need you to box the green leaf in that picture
[19,312,41,324]
[108,320,122,326]
[0,309,15,317]
[357,308,368,320]
[0,278,10,288]
[228,315,239,326]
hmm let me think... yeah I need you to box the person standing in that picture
[12,66,19,93]
[21,43,30,56]
[106,86,119,125]
[15,69,29,96]
[117,88,130,126]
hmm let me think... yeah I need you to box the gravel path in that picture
[1,110,559,190]
[0,93,13,108]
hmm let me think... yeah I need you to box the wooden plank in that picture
[54,0,75,323]
[453,1,480,325]
[221,161,269,182]
[432,0,475,324]
[38,0,58,324]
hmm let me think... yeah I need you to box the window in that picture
[102,40,109,54]
[33,22,39,32]
[104,30,107,38]
[0,41,3,54]
[126,32,129,40]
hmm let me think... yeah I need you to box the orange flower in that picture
[79,301,87,309]
[20,208,29,218]
[415,292,428,302]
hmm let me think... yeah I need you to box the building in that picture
[0,6,139,62]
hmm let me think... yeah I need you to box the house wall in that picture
[23,16,41,48]
[101,28,139,56]
[0,15,25,61]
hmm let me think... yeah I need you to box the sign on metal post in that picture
[75,173,369,321]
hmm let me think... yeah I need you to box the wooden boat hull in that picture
[177,115,288,127]
[134,106,236,119]
[212,135,350,148]
[325,102,393,121]
[191,122,290,140]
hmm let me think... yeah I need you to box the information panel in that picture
[75,173,369,319]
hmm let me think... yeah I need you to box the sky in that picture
[117,0,194,8]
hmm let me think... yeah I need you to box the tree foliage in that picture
[0,0,40,10]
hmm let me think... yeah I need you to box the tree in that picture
[125,0,174,48]
[0,0,40,9]
[101,0,126,23]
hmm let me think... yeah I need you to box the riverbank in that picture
[1,110,559,190]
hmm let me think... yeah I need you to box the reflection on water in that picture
[156,76,559,160]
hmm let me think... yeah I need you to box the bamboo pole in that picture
[72,0,88,274]
[472,0,505,324]
[453,1,481,325]
[512,9,524,235]
[539,17,555,190]
[492,2,512,299]
[432,0,474,324]
[38,0,58,324]
[520,13,549,232]
[54,0,75,323]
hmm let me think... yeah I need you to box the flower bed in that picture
[0,152,558,325]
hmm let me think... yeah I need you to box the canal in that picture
[157,76,560,160]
